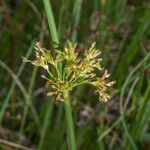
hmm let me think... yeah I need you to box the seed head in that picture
[22,41,115,102]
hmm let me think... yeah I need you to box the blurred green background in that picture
[0,0,150,149]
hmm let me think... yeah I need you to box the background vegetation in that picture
[0,0,150,149]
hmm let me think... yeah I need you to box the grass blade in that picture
[119,52,150,150]
[0,40,35,124]
[71,0,83,42]
[38,98,54,150]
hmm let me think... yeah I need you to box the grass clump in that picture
[1,0,150,150]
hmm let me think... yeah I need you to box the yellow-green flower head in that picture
[22,41,115,102]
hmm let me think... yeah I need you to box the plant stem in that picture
[38,0,62,149]
[38,98,54,150]
[43,0,62,76]
[64,93,76,150]
[43,0,59,47]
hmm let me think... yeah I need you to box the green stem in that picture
[47,70,54,78]
[43,0,62,76]
[38,0,62,149]
[38,98,54,150]
[43,0,59,47]
[64,93,76,150]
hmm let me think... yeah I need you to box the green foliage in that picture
[0,0,150,150]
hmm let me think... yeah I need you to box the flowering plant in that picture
[23,41,115,102]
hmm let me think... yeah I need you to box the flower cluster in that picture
[22,41,115,102]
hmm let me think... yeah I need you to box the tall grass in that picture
[0,40,36,123]
[0,0,150,150]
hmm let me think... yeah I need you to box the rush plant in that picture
[22,41,115,150]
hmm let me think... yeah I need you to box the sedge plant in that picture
[22,41,115,150]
